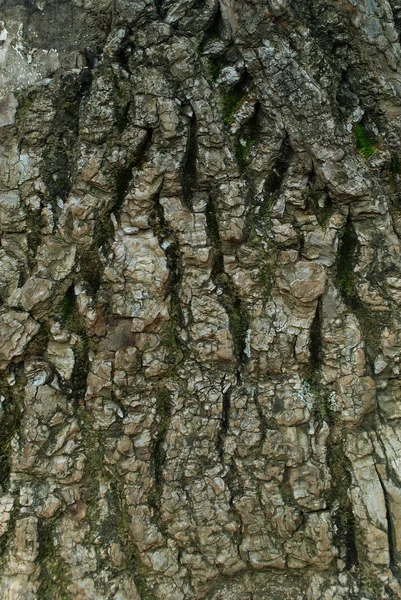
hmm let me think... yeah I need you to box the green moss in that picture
[335,221,387,359]
[15,92,34,130]
[37,520,71,600]
[222,89,245,126]
[354,124,376,159]
[208,58,221,81]
[162,317,184,369]
[235,136,256,172]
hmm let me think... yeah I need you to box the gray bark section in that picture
[1,0,401,598]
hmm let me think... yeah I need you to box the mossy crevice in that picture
[221,71,252,127]
[336,217,359,307]
[303,364,359,568]
[234,101,261,172]
[335,217,388,361]
[243,138,293,300]
[327,436,359,569]
[246,135,292,242]
[0,491,19,563]
[78,416,103,546]
[205,195,250,362]
[109,480,158,600]
[376,466,400,576]
[354,123,377,159]
[37,518,71,600]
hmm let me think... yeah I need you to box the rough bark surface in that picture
[1,0,401,598]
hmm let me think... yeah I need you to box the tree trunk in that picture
[1,0,401,598]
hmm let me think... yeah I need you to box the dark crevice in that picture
[83,49,99,70]
[94,127,153,252]
[154,0,165,17]
[225,460,244,503]
[305,167,336,227]
[216,386,231,460]
[235,101,262,172]
[280,467,296,507]
[198,3,226,51]
[26,207,45,272]
[336,215,359,308]
[25,323,50,361]
[261,135,293,216]
[117,102,131,134]
[253,392,268,446]
[0,379,22,491]
[40,70,93,205]
[70,335,90,403]
[205,194,250,362]
[149,387,172,533]
[389,0,401,36]
[114,31,134,72]
[180,109,198,211]
[79,249,104,296]
[309,297,323,372]
[375,466,399,575]
[149,189,186,368]
[60,285,90,401]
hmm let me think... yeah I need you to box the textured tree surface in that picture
[2,0,401,598]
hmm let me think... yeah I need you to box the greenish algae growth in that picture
[354,124,376,158]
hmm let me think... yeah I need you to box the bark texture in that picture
[1,0,401,598]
